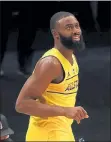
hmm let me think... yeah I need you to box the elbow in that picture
[15,101,23,113]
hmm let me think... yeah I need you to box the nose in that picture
[72,28,81,35]
[72,27,81,35]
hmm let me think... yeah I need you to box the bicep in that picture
[17,57,61,101]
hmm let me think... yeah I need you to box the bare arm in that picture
[15,56,65,117]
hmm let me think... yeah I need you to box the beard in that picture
[59,33,85,51]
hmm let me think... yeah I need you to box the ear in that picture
[51,29,59,39]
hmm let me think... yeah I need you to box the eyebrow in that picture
[65,23,79,27]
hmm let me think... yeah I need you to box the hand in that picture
[64,106,89,124]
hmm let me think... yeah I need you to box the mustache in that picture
[72,33,81,36]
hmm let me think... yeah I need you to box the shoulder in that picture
[33,56,62,76]
[39,56,61,68]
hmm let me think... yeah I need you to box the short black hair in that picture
[50,11,74,31]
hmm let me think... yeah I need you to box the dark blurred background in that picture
[0,1,110,141]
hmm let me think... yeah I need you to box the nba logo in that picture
[0,121,3,129]
[72,69,75,73]
[67,72,70,77]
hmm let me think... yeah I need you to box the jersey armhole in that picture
[41,55,66,84]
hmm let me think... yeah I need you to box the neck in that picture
[54,42,74,58]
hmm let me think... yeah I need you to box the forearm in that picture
[15,99,65,117]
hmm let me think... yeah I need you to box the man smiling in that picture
[15,11,89,141]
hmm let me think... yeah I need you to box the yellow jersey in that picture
[29,47,79,130]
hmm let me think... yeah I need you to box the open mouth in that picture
[72,36,80,40]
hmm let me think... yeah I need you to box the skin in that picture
[15,15,89,124]
[0,135,9,140]
[52,15,81,63]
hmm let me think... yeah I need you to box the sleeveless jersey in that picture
[29,48,79,130]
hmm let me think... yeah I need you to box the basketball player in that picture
[15,11,89,141]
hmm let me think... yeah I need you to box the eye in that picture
[75,23,80,29]
[66,26,73,30]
